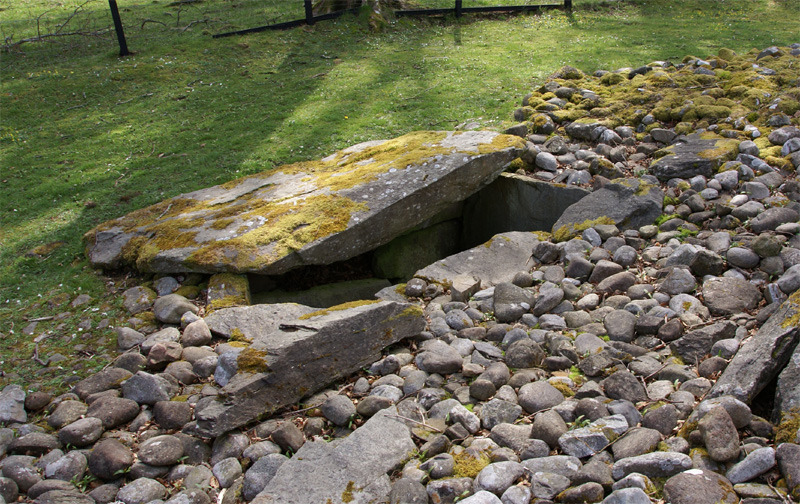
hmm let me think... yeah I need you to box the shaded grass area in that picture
[1,0,799,392]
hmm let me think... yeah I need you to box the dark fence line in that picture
[396,0,567,18]
[212,0,570,38]
[213,2,360,38]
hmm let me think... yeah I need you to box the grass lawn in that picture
[1,0,799,392]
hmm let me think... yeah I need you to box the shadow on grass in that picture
[2,0,800,303]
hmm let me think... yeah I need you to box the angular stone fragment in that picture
[663,469,738,504]
[72,368,132,401]
[649,133,739,181]
[702,277,761,316]
[85,131,522,274]
[611,452,692,480]
[195,300,424,436]
[0,385,26,425]
[415,231,541,288]
[698,406,739,462]
[121,371,177,405]
[670,321,737,364]
[775,342,800,420]
[205,303,317,341]
[551,178,662,241]
[251,407,414,504]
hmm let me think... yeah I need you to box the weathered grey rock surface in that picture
[195,300,425,436]
[84,131,522,275]
[551,178,663,240]
[251,407,414,504]
[649,133,740,181]
[414,231,541,287]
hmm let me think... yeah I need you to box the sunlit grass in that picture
[1,0,799,391]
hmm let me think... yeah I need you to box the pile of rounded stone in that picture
[2,44,800,504]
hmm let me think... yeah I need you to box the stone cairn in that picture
[1,44,800,504]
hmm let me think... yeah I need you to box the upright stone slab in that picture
[413,231,542,288]
[550,178,663,242]
[708,290,800,404]
[649,133,739,181]
[461,173,590,246]
[195,300,425,436]
[774,341,800,421]
[0,385,26,425]
[251,407,415,504]
[85,131,522,274]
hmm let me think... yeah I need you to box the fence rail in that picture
[212,0,570,38]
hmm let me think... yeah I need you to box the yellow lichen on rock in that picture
[297,299,382,320]
[236,347,269,373]
[553,216,616,243]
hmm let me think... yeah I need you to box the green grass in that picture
[1,0,799,393]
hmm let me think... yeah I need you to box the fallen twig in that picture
[182,19,209,32]
[384,414,443,433]
[32,345,48,366]
[141,19,167,29]
[157,203,173,220]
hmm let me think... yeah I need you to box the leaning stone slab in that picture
[414,231,541,288]
[85,131,522,274]
[707,290,800,404]
[195,300,425,436]
[251,406,415,504]
[205,303,319,340]
[550,178,663,241]
[649,133,739,181]
[774,341,800,421]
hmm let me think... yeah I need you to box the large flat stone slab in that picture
[252,406,415,504]
[85,131,523,275]
[195,300,425,436]
[649,133,739,181]
[414,231,542,288]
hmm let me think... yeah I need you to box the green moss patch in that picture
[297,299,381,320]
[553,216,616,243]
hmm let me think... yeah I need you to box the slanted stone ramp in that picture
[195,300,425,436]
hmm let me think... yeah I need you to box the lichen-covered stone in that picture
[85,131,522,275]
[649,133,739,181]
[195,300,425,436]
[551,178,662,241]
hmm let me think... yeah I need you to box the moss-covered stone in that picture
[207,273,251,312]
[553,216,616,243]
[453,451,490,478]
[86,131,522,276]
[298,299,382,320]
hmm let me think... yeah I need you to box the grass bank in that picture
[1,0,798,391]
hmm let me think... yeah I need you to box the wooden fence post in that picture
[305,0,315,25]
[108,0,130,57]
[455,0,463,17]
[564,0,572,9]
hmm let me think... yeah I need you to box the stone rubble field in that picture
[2,44,800,504]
